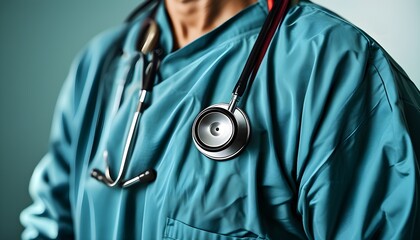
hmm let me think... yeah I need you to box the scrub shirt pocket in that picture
[163,218,266,240]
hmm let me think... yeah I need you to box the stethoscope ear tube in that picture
[91,12,161,188]
[91,52,160,188]
[138,19,160,54]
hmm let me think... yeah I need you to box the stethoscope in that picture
[91,0,290,188]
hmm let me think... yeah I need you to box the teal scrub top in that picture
[21,0,420,239]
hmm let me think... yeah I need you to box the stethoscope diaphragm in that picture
[192,103,250,160]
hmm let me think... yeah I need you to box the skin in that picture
[165,0,258,49]
[165,0,300,50]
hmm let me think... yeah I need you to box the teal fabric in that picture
[21,0,420,239]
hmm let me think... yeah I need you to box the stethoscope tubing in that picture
[92,0,291,187]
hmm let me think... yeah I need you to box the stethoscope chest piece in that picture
[192,103,250,160]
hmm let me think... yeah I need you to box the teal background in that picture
[0,0,418,239]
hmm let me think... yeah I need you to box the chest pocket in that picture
[163,218,267,240]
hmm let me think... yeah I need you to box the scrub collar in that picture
[120,0,280,80]
[162,2,269,57]
[121,0,302,57]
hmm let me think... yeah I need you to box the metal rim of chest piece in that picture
[192,103,251,160]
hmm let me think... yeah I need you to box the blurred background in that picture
[0,0,419,238]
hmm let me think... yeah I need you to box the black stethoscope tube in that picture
[233,0,290,97]
[192,0,290,160]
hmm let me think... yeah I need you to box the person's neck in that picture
[165,0,258,50]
